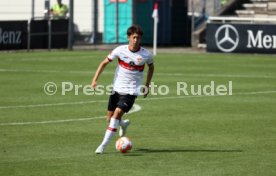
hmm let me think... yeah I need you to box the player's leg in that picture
[95,92,125,154]
[95,93,136,154]
[107,111,113,123]
[118,94,136,137]
[107,103,127,128]
[119,119,130,137]
[95,107,124,154]
[109,110,129,136]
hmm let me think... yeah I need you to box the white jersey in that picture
[107,45,153,95]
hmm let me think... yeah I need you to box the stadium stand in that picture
[193,0,276,48]
[236,0,276,17]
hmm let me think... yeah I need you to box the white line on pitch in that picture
[0,91,275,126]
[0,104,141,126]
[0,90,275,110]
[0,68,275,79]
[137,90,276,101]
[0,100,107,109]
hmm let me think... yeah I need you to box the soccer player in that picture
[92,25,154,154]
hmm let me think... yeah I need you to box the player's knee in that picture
[113,108,124,119]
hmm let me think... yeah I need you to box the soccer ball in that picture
[115,137,132,153]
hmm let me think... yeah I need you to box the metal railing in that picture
[27,0,74,51]
[208,16,276,23]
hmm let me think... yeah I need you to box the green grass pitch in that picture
[0,50,276,176]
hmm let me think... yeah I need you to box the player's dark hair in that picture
[127,25,143,36]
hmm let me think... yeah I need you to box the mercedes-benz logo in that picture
[215,24,239,53]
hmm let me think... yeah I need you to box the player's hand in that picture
[142,86,149,98]
[91,81,97,89]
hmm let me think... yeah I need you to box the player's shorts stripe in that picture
[107,127,117,132]
[118,59,145,71]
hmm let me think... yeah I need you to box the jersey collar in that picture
[128,46,141,53]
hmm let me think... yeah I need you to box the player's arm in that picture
[91,58,111,88]
[143,63,154,98]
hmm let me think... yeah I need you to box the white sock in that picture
[99,118,119,147]
[120,119,126,127]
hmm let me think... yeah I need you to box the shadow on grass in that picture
[135,148,243,153]
[118,148,242,157]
